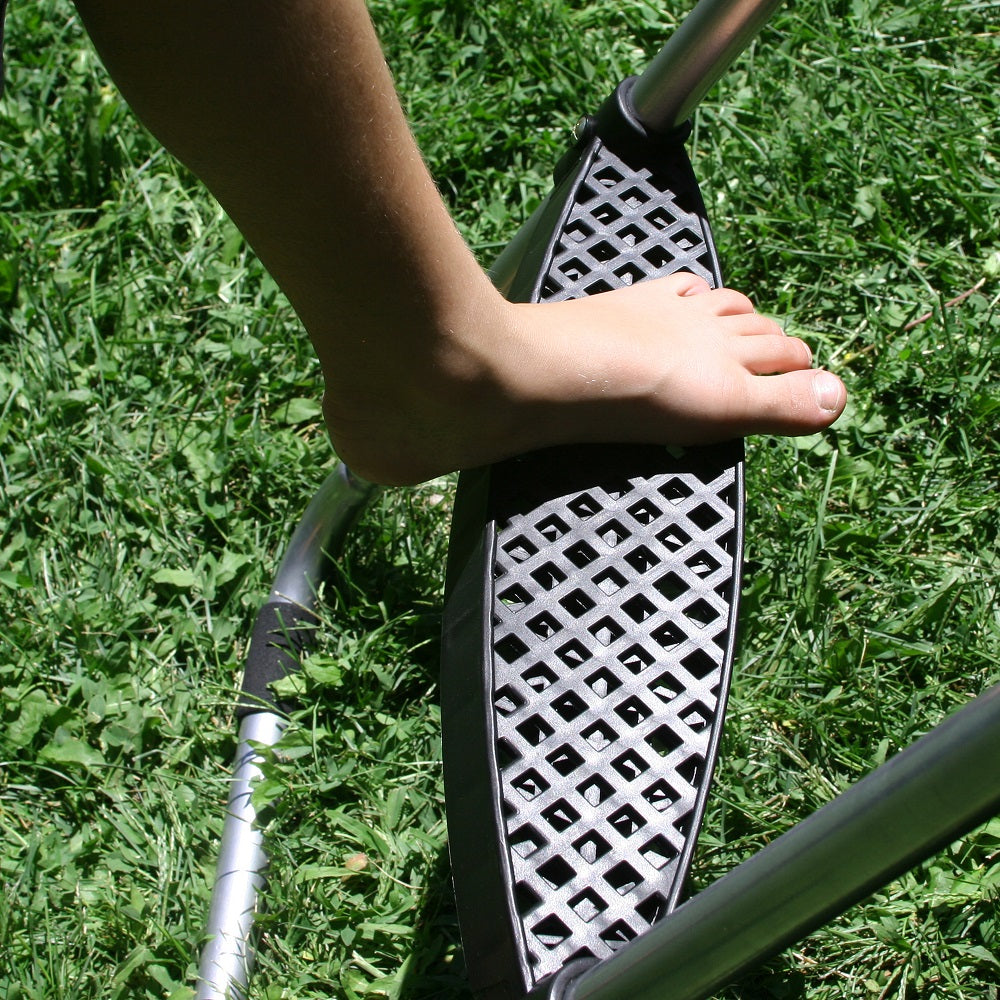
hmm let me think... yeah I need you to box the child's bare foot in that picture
[78,3,844,488]
[322,271,847,486]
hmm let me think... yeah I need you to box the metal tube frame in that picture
[630,0,787,132]
[195,463,379,1000]
[563,683,1000,1000]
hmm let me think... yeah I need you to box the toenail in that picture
[813,371,842,412]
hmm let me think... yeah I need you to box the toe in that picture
[737,334,813,374]
[741,368,847,435]
[663,271,712,297]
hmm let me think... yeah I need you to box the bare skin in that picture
[73,0,846,486]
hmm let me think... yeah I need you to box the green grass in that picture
[1,0,998,997]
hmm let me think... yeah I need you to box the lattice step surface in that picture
[443,107,744,1000]
[492,449,739,973]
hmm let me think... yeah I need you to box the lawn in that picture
[0,0,997,998]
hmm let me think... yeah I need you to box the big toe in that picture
[743,369,847,435]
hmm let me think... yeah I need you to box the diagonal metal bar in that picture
[631,0,787,132]
[196,463,378,1000]
[557,683,1000,1000]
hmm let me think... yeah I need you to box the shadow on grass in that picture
[397,847,471,1000]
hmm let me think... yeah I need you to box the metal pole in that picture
[564,683,1000,1000]
[489,0,785,295]
[195,710,285,999]
[195,463,379,1000]
[631,0,787,132]
[267,462,379,608]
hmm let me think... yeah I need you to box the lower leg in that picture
[73,0,846,486]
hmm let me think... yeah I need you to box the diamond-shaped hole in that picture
[686,551,722,578]
[516,881,543,916]
[619,643,654,674]
[682,648,717,679]
[584,666,621,699]
[565,219,594,244]
[614,695,651,728]
[496,738,521,769]
[499,584,533,613]
[494,685,526,716]
[654,572,686,603]
[573,829,611,864]
[623,594,657,623]
[516,714,555,747]
[528,610,563,639]
[648,670,683,704]
[536,514,570,541]
[680,701,712,733]
[576,774,615,806]
[645,205,679,230]
[617,223,647,247]
[624,545,660,573]
[605,860,642,895]
[568,492,602,519]
[585,279,614,296]
[565,540,599,568]
[589,240,618,262]
[639,834,679,870]
[677,752,704,787]
[690,502,724,530]
[570,888,608,923]
[659,478,695,504]
[627,498,662,525]
[642,245,674,269]
[608,804,646,838]
[674,811,695,841]
[559,257,592,281]
[589,617,625,647]
[495,634,529,664]
[521,663,558,692]
[611,748,650,781]
[594,165,624,187]
[546,743,585,776]
[510,824,547,859]
[642,779,679,813]
[599,920,637,950]
[537,856,576,889]
[581,721,618,753]
[614,262,646,286]
[555,638,591,668]
[532,914,571,950]
[560,588,596,619]
[550,690,588,722]
[593,567,627,595]
[542,798,580,832]
[650,620,686,649]
[657,523,692,552]
[684,598,720,628]
[531,562,567,591]
[502,534,538,563]
[621,186,650,209]
[542,276,563,297]
[636,892,668,926]
[511,768,550,800]
[646,724,684,758]
[598,519,630,547]
[671,226,701,251]
[592,203,622,225]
